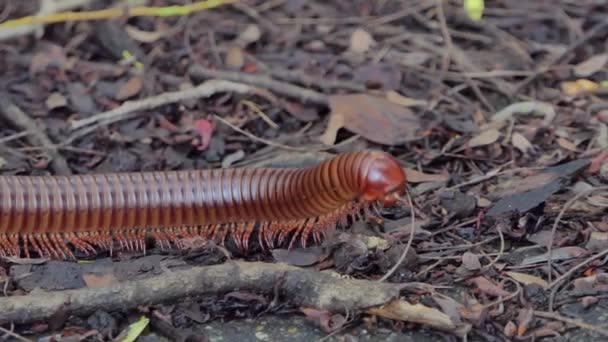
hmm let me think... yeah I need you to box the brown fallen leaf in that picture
[557,137,579,152]
[517,307,534,336]
[511,132,534,154]
[402,168,449,183]
[116,75,143,100]
[367,299,469,336]
[386,90,428,107]
[83,273,117,288]
[321,94,424,145]
[574,53,608,77]
[462,252,482,271]
[504,321,517,337]
[225,45,245,70]
[521,246,588,266]
[468,129,500,148]
[467,276,511,297]
[348,28,375,54]
[504,271,548,289]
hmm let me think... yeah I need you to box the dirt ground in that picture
[1,0,608,341]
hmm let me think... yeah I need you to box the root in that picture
[0,200,377,260]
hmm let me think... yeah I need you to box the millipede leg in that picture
[28,235,47,258]
[9,234,20,256]
[50,233,74,260]
[0,234,14,257]
[39,234,60,259]
[67,233,96,256]
[151,230,168,251]
[242,222,255,252]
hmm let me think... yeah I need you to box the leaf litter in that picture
[1,1,608,341]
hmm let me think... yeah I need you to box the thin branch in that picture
[188,65,330,106]
[69,79,254,131]
[0,95,72,175]
[0,261,402,325]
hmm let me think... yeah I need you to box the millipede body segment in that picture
[0,150,407,259]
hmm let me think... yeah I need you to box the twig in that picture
[533,310,608,337]
[0,261,403,325]
[511,17,608,96]
[214,115,360,152]
[0,324,32,342]
[69,79,254,131]
[0,0,92,41]
[547,186,608,283]
[435,0,494,112]
[0,0,235,40]
[188,65,330,106]
[378,190,416,282]
[548,247,608,312]
[266,68,366,93]
[0,95,72,175]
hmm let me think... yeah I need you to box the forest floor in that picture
[1,1,608,341]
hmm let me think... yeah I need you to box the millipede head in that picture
[360,151,407,207]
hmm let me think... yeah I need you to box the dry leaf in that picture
[521,246,588,265]
[348,28,375,54]
[462,252,481,270]
[386,90,428,107]
[402,168,449,183]
[557,137,578,152]
[504,271,549,289]
[237,24,262,46]
[467,276,511,297]
[46,92,67,109]
[511,132,533,153]
[321,94,423,145]
[574,54,608,77]
[367,299,464,335]
[492,101,555,125]
[83,273,117,288]
[225,46,245,69]
[116,76,143,100]
[517,307,534,336]
[320,109,345,145]
[504,321,517,337]
[469,129,500,147]
[561,79,600,96]
[477,197,492,207]
[585,232,608,252]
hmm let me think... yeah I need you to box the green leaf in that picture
[464,0,484,21]
[119,316,149,342]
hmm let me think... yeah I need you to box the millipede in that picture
[0,150,407,260]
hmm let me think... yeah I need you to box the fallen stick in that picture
[0,261,401,325]
[0,95,72,175]
[1,260,470,335]
[188,65,330,106]
[69,79,254,131]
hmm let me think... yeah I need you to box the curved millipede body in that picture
[0,150,407,259]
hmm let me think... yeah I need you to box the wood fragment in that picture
[0,95,72,175]
[0,261,402,325]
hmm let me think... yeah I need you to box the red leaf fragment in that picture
[193,119,214,151]
[467,276,511,297]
